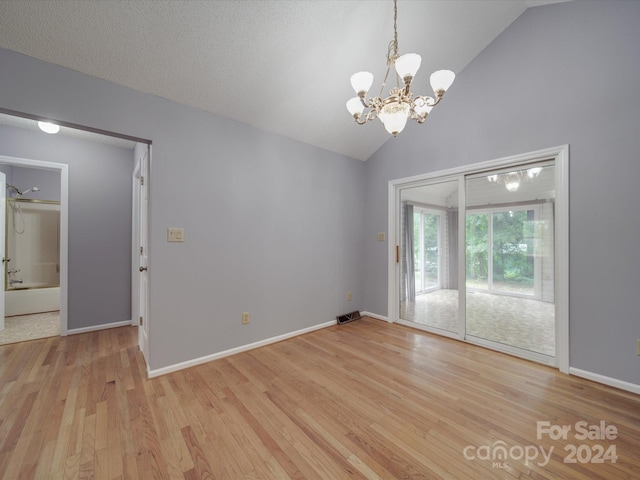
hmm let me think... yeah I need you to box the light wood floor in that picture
[0,317,639,479]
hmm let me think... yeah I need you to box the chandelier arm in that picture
[358,95,373,109]
[353,106,380,125]
[354,115,369,125]
[415,95,442,107]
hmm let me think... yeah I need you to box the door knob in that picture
[139,266,148,272]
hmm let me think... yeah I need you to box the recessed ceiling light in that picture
[37,121,60,134]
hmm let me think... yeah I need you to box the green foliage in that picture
[466,213,488,281]
[466,210,534,290]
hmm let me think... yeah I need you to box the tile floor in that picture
[400,289,555,356]
[0,311,60,346]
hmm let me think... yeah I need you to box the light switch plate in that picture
[167,227,184,242]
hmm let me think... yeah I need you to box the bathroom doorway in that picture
[0,155,68,345]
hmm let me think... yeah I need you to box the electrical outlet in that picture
[347,291,352,301]
[242,312,250,325]
[377,232,386,241]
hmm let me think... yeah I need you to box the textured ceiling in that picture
[0,0,566,161]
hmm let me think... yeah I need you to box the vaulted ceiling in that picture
[0,1,566,160]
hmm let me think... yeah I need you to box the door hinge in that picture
[140,176,144,186]
[139,316,143,326]
[396,245,400,263]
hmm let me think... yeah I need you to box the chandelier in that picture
[487,167,542,192]
[346,0,455,136]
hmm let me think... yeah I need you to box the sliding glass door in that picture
[399,179,459,335]
[394,154,564,367]
[465,163,556,358]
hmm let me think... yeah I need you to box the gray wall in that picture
[363,0,640,385]
[0,47,365,371]
[0,124,134,329]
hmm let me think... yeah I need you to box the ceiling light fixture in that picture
[37,121,60,134]
[346,0,455,136]
[487,167,542,192]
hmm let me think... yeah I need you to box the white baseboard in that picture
[361,311,390,322]
[569,367,640,395]
[67,320,133,335]
[148,319,337,378]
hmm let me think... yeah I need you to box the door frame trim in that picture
[0,154,69,336]
[388,145,569,373]
[133,144,150,367]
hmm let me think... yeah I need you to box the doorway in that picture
[0,155,69,343]
[0,110,151,352]
[390,146,569,371]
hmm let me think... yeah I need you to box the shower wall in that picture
[3,167,62,316]
[7,200,61,289]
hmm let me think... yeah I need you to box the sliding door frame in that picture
[388,145,569,373]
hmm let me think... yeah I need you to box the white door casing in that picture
[0,155,68,336]
[0,172,5,331]
[134,146,150,364]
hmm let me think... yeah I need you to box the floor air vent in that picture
[336,310,361,325]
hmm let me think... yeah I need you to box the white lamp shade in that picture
[395,53,422,79]
[505,181,520,192]
[37,121,60,134]
[378,102,410,136]
[414,96,434,115]
[430,69,455,93]
[527,167,542,178]
[346,97,365,116]
[350,71,374,94]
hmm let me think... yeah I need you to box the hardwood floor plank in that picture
[1,318,639,479]
[157,395,195,473]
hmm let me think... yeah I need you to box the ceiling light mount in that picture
[346,0,455,136]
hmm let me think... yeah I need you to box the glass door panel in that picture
[492,210,535,296]
[423,213,440,290]
[465,164,556,358]
[465,213,488,290]
[399,180,458,334]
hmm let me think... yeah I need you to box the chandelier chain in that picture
[387,0,399,66]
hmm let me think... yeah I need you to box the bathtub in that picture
[5,285,60,317]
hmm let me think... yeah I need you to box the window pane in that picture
[413,211,421,292]
[492,210,534,295]
[423,213,439,289]
[465,213,488,290]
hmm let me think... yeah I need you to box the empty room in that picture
[0,1,639,478]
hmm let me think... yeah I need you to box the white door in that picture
[0,172,5,331]
[135,147,150,363]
